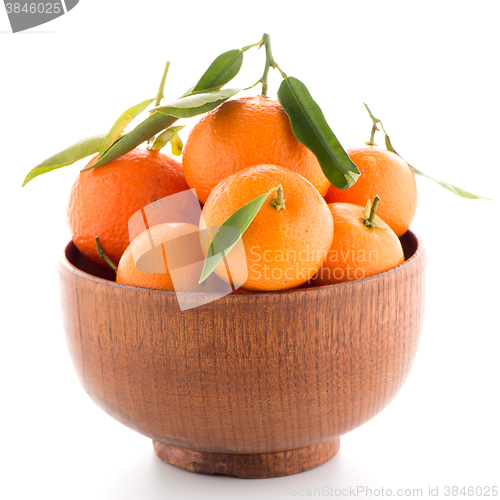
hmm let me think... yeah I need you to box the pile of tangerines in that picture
[66,94,417,293]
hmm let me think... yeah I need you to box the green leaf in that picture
[100,98,154,154]
[277,76,360,190]
[90,88,241,170]
[150,126,185,152]
[199,186,279,283]
[384,135,488,200]
[169,133,183,156]
[410,165,488,199]
[182,49,244,97]
[21,48,242,183]
[87,112,178,170]
[22,134,115,186]
[154,87,242,119]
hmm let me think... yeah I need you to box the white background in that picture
[1,1,499,499]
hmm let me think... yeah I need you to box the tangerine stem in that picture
[270,184,286,211]
[360,195,384,230]
[368,195,380,225]
[260,33,277,97]
[147,61,171,147]
[238,37,268,91]
[363,102,380,146]
[95,236,117,273]
[154,61,170,108]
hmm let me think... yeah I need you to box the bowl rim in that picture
[59,230,425,298]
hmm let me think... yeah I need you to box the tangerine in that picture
[309,199,404,286]
[67,148,189,268]
[116,222,204,291]
[199,164,334,292]
[324,145,417,236]
[182,96,330,204]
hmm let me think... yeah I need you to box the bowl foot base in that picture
[152,438,340,478]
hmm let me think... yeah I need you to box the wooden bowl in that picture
[58,231,425,478]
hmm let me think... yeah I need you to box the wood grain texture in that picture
[58,231,425,477]
[153,438,340,478]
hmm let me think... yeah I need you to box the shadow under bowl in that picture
[58,231,426,478]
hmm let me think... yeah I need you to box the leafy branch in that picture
[22,33,360,193]
[21,39,261,185]
[254,34,361,190]
[363,103,489,200]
